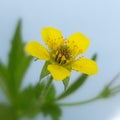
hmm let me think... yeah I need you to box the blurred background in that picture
[0,0,120,120]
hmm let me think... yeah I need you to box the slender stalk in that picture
[39,76,53,105]
[107,73,120,87]
[111,85,120,92]
[111,87,120,95]
[111,90,120,95]
[58,96,99,107]
[43,76,53,96]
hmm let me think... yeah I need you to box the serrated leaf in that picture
[12,82,56,118]
[62,77,70,90]
[40,61,50,81]
[13,83,44,117]
[56,53,97,100]
[7,20,32,96]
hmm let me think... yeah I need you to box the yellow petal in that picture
[67,32,90,56]
[41,27,64,50]
[47,64,70,80]
[25,41,50,60]
[72,58,98,75]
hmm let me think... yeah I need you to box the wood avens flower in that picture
[25,27,98,80]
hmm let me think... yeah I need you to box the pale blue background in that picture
[0,0,120,120]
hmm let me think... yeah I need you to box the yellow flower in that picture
[25,27,98,80]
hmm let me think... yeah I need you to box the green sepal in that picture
[40,61,50,81]
[62,77,70,90]
[92,53,97,61]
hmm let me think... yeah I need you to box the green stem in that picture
[111,87,120,95]
[107,73,120,87]
[111,85,120,92]
[40,76,53,104]
[44,76,53,96]
[58,96,99,107]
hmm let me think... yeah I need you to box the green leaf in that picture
[12,82,56,118]
[0,60,7,91]
[40,61,50,81]
[56,53,97,100]
[0,60,7,82]
[13,83,45,117]
[45,84,56,103]
[0,104,16,120]
[0,61,8,96]
[6,20,32,96]
[42,103,62,120]
[62,77,70,90]
[40,80,61,120]
[57,74,88,100]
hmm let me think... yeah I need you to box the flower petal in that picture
[25,41,50,60]
[47,64,70,80]
[72,58,98,75]
[41,27,64,50]
[67,32,90,56]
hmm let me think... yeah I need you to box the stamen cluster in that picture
[54,45,72,65]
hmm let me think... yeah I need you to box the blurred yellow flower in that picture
[25,27,98,80]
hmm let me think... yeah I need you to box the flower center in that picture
[54,45,72,65]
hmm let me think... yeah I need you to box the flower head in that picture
[25,27,98,80]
